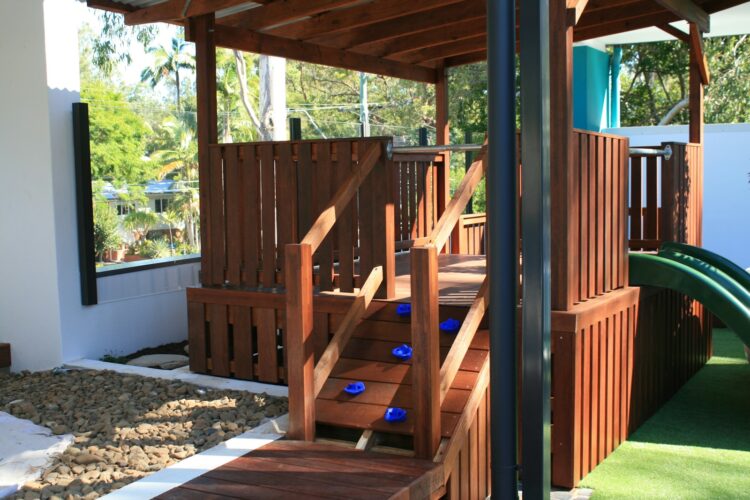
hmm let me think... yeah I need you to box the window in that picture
[154,198,170,213]
[116,204,131,216]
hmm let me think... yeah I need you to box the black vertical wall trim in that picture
[73,102,98,306]
[289,117,302,140]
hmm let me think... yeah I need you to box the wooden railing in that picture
[410,147,488,458]
[201,138,393,291]
[391,152,445,250]
[453,213,487,255]
[285,141,390,441]
[628,142,703,251]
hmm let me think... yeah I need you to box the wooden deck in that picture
[157,440,444,500]
[392,253,485,306]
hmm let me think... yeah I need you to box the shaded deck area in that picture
[391,253,485,306]
[157,440,444,499]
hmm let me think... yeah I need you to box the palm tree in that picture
[140,36,195,112]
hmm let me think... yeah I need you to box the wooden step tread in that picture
[330,357,479,389]
[350,321,489,349]
[315,399,460,437]
[342,338,487,372]
[318,377,470,414]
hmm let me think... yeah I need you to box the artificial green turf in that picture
[580,328,750,499]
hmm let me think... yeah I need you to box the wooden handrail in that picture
[414,146,487,252]
[313,266,383,397]
[301,142,382,253]
[438,277,488,404]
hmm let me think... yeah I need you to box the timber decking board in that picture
[157,440,443,500]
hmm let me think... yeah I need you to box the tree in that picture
[92,201,121,262]
[619,35,750,126]
[123,210,158,244]
[140,36,195,112]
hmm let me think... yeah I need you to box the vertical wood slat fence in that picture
[628,142,704,251]
[550,287,712,488]
[201,137,392,292]
[391,153,443,250]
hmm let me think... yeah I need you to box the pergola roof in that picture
[88,0,750,83]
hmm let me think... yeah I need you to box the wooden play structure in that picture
[89,0,746,497]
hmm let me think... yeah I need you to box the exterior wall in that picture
[0,0,65,371]
[606,123,750,268]
[0,0,199,371]
[573,44,611,132]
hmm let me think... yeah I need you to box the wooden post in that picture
[689,23,704,145]
[549,0,576,310]
[436,65,452,252]
[285,243,315,440]
[193,14,218,285]
[411,245,440,458]
[372,143,396,299]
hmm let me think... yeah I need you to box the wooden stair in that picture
[314,302,489,441]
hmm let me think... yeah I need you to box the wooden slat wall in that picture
[454,213,487,255]
[566,129,629,306]
[186,287,360,383]
[202,138,391,291]
[391,155,442,250]
[628,142,703,251]
[550,287,712,488]
[443,386,491,499]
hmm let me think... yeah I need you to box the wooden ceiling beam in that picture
[443,50,486,68]
[652,0,710,32]
[213,24,438,82]
[267,0,464,41]
[358,18,485,58]
[567,0,590,25]
[312,0,485,50]
[220,0,359,31]
[391,35,486,64]
[689,22,711,84]
[124,0,260,26]
[658,23,691,42]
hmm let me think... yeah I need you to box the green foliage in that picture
[123,210,159,242]
[81,80,156,183]
[620,35,750,125]
[139,238,171,259]
[90,11,157,76]
[92,202,121,261]
[140,36,195,111]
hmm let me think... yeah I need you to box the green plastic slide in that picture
[629,244,750,345]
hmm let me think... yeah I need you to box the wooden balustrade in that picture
[628,142,704,251]
[454,213,487,255]
[391,153,444,250]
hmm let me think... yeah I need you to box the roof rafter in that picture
[390,35,486,65]
[220,0,359,31]
[267,0,464,41]
[658,23,691,42]
[358,18,486,58]
[212,24,438,83]
[652,0,710,32]
[689,21,711,84]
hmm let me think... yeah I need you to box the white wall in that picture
[606,124,750,268]
[0,0,65,371]
[0,0,200,371]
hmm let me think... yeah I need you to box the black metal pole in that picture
[289,117,302,140]
[487,0,518,498]
[418,126,429,146]
[73,103,98,306]
[520,0,552,498]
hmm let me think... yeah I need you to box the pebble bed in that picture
[0,369,287,500]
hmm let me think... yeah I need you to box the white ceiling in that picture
[594,3,750,45]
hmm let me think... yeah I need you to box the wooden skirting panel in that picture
[442,385,491,499]
[551,286,711,488]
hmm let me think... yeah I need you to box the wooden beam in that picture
[435,65,451,250]
[193,14,218,285]
[214,25,437,83]
[567,0,590,25]
[658,23,690,42]
[652,0,710,32]
[125,0,260,26]
[444,50,487,67]
[392,35,486,64]
[268,0,463,41]
[221,0,359,31]
[360,18,485,58]
[689,22,705,144]
[689,22,711,84]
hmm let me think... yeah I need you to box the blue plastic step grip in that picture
[440,318,461,334]
[391,344,412,361]
[384,407,407,423]
[396,303,411,317]
[343,381,366,395]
